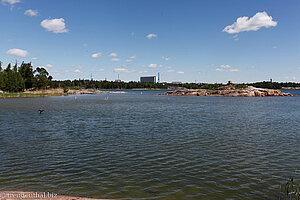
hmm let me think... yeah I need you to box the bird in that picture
[38,109,44,114]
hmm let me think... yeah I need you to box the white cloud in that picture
[46,64,54,68]
[109,53,118,57]
[165,66,172,69]
[148,64,157,68]
[126,59,133,63]
[24,9,38,16]
[216,68,225,72]
[1,0,20,5]
[228,68,240,72]
[95,68,104,72]
[216,65,240,72]
[162,56,171,61]
[6,48,28,57]
[273,46,278,49]
[111,58,120,61]
[138,70,149,74]
[41,18,68,33]
[166,70,174,73]
[74,65,84,69]
[223,11,277,34]
[176,71,184,74]
[146,33,158,39]
[113,68,135,73]
[129,55,136,59]
[74,69,83,73]
[220,65,231,69]
[91,52,103,58]
[31,57,38,60]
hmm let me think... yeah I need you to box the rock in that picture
[157,86,293,97]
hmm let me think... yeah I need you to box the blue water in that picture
[0,90,299,199]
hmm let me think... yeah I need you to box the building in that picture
[115,74,121,82]
[140,76,156,83]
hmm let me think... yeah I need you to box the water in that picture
[0,90,299,200]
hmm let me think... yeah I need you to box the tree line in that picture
[1,62,300,92]
[0,62,52,92]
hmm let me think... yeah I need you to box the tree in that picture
[19,62,35,89]
[34,67,51,89]
[0,64,25,92]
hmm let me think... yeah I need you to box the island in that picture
[157,85,293,97]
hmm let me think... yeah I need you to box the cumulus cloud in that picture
[161,56,171,61]
[176,71,184,74]
[109,53,118,57]
[223,11,277,34]
[220,65,231,69]
[31,57,38,60]
[148,64,157,68]
[129,55,136,59]
[216,65,240,72]
[74,69,83,73]
[146,33,158,39]
[46,64,54,68]
[165,66,172,69]
[1,0,20,5]
[41,18,68,33]
[113,68,135,73]
[111,58,120,61]
[6,48,28,57]
[126,59,133,63]
[24,9,38,16]
[91,52,103,58]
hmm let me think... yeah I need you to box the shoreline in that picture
[0,88,128,98]
[0,191,110,200]
[157,86,294,97]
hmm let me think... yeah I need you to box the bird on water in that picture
[38,109,44,114]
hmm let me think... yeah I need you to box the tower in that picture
[158,72,160,84]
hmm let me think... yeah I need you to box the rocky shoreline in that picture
[0,88,127,98]
[157,85,293,97]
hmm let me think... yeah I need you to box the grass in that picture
[0,92,65,98]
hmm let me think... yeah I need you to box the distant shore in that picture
[0,88,127,98]
[157,85,294,97]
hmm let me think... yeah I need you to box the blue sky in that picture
[1,0,300,83]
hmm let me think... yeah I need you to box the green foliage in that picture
[1,60,300,93]
[235,84,248,89]
[0,64,25,92]
[19,62,35,89]
[63,86,69,93]
[34,67,52,89]
[279,176,300,200]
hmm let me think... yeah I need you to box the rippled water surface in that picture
[0,90,300,200]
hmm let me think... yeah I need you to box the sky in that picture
[0,0,300,83]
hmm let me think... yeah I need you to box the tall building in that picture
[140,76,156,83]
